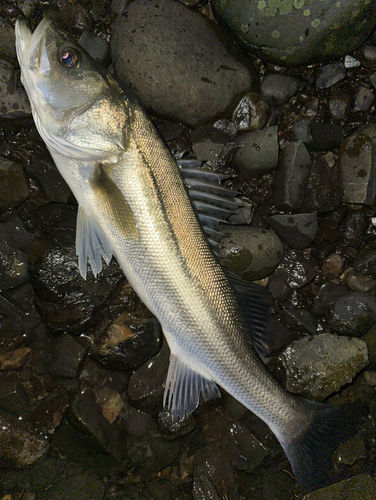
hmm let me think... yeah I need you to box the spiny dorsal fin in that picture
[164,353,221,421]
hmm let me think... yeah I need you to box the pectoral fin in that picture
[90,163,138,240]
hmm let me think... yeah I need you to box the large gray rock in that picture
[212,0,376,66]
[276,334,368,401]
[111,0,257,125]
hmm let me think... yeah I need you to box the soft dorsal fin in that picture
[76,206,113,279]
[224,270,274,357]
[163,353,221,421]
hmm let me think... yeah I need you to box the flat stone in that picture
[0,59,31,117]
[276,334,368,401]
[0,347,31,370]
[277,308,318,335]
[328,292,376,336]
[219,225,284,281]
[48,334,89,378]
[112,0,256,125]
[277,250,317,289]
[0,158,29,213]
[27,160,71,203]
[78,30,110,65]
[272,141,311,212]
[260,74,298,105]
[266,212,318,250]
[303,474,376,500]
[233,126,279,177]
[0,243,29,291]
[316,63,346,89]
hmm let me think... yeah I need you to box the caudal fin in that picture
[281,403,368,491]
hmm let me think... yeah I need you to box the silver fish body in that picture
[15,19,365,490]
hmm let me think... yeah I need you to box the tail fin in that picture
[281,403,368,491]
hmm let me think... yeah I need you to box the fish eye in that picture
[59,47,81,69]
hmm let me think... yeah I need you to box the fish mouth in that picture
[15,18,52,75]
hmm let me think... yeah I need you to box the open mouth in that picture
[15,19,52,74]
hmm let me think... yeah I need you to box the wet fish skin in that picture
[15,18,366,490]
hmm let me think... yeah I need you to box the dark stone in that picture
[92,315,162,371]
[268,269,292,303]
[329,92,351,120]
[260,74,298,106]
[338,210,369,249]
[0,243,29,291]
[28,392,69,435]
[316,63,346,89]
[314,282,349,310]
[231,92,269,132]
[0,214,35,251]
[272,141,311,212]
[48,334,89,378]
[266,212,318,250]
[120,398,153,436]
[353,250,376,278]
[277,308,318,335]
[78,31,110,65]
[308,122,344,152]
[27,160,71,203]
[0,372,29,416]
[354,85,374,112]
[158,407,196,440]
[277,250,317,289]
[42,473,105,500]
[328,292,376,336]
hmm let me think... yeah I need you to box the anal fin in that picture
[76,206,113,279]
[163,354,221,421]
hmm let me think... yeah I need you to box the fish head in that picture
[15,19,128,162]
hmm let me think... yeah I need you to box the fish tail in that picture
[281,402,368,490]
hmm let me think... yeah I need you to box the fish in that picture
[15,18,365,490]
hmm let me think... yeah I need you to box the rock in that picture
[328,292,376,336]
[276,334,368,401]
[277,308,318,335]
[0,59,31,118]
[111,0,257,125]
[48,334,89,378]
[272,141,311,212]
[337,434,367,466]
[0,18,17,62]
[120,398,153,436]
[354,85,374,112]
[301,157,343,214]
[266,212,318,249]
[308,122,344,152]
[158,407,196,440]
[0,347,31,370]
[0,409,49,468]
[339,131,376,205]
[353,250,376,278]
[345,269,376,293]
[0,243,29,291]
[0,372,29,416]
[211,0,376,66]
[220,421,270,471]
[0,158,29,213]
[193,447,238,499]
[43,472,105,500]
[321,253,344,279]
[128,341,170,412]
[232,126,279,177]
[78,31,110,65]
[92,315,162,371]
[27,160,71,203]
[268,269,292,303]
[28,393,69,435]
[277,250,317,289]
[0,214,35,251]
[231,92,269,132]
[111,0,129,15]
[191,125,230,169]
[260,74,298,105]
[338,210,369,249]
[364,45,376,61]
[316,63,346,89]
[329,92,351,120]
[303,474,376,500]
[219,226,284,281]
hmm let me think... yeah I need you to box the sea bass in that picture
[15,18,363,490]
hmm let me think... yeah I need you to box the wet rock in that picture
[158,407,196,440]
[303,474,376,500]
[126,423,182,471]
[128,341,170,412]
[260,74,298,105]
[29,392,69,435]
[0,372,29,416]
[96,386,124,424]
[211,0,376,66]
[112,0,256,125]
[48,334,89,378]
[328,292,376,336]
[276,334,368,401]
[277,250,317,290]
[219,226,284,281]
[78,30,110,65]
[268,269,292,303]
[338,210,369,249]
[272,141,311,212]
[339,131,376,205]
[301,157,343,214]
[0,347,31,370]
[337,433,367,466]
[111,0,129,15]
[0,214,35,251]
[316,63,346,89]
[0,243,29,291]
[191,125,230,169]
[329,92,351,120]
[345,269,376,293]
[231,92,269,132]
[0,409,49,468]
[92,315,162,371]
[27,160,71,203]
[232,126,279,178]
[321,253,344,279]
[42,472,105,500]
[0,158,29,213]
[221,420,270,471]
[353,250,376,278]
[277,308,318,335]
[293,119,312,144]
[364,45,376,61]
[308,122,344,152]
[0,59,31,118]
[266,212,318,250]
[193,447,237,500]
[354,85,374,112]
[0,18,17,62]
[259,318,297,356]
